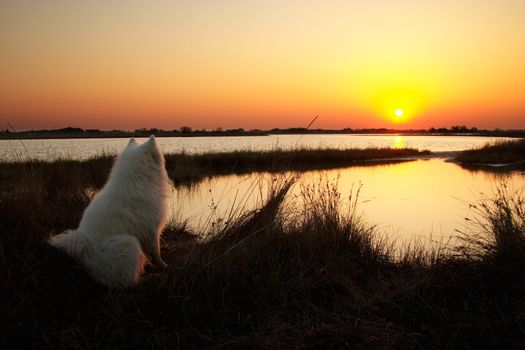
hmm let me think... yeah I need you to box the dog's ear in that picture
[146,135,156,145]
[142,135,161,162]
[128,138,137,146]
[144,135,159,151]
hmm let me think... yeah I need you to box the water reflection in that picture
[170,159,525,248]
[393,135,405,149]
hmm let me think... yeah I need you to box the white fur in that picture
[50,135,170,287]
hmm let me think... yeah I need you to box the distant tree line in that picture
[1,125,524,140]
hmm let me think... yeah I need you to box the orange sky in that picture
[1,0,524,130]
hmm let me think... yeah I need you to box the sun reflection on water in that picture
[393,135,405,149]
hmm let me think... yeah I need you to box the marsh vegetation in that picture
[1,148,525,348]
[456,138,525,166]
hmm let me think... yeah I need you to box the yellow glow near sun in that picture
[364,87,425,125]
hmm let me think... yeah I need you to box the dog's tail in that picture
[49,230,146,288]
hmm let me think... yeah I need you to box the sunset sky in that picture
[1,0,524,130]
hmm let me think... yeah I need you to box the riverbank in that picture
[1,159,525,348]
[165,147,430,184]
[1,147,430,187]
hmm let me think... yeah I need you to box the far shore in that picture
[2,126,525,140]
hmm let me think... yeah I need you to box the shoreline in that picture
[2,131,525,141]
[2,147,522,186]
[0,147,431,186]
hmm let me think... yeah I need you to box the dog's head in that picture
[117,135,166,173]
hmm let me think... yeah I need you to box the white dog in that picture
[50,135,170,287]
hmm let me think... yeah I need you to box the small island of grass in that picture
[455,138,525,166]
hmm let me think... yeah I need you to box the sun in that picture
[395,108,404,118]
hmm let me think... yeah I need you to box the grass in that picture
[455,138,525,165]
[1,147,429,188]
[2,151,525,348]
[164,147,430,185]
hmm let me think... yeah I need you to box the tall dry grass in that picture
[1,153,525,348]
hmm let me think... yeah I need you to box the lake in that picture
[2,134,523,248]
[171,159,525,249]
[0,134,515,161]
